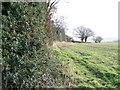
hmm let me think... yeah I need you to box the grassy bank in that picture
[53,42,119,89]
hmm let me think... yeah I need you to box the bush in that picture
[2,2,50,89]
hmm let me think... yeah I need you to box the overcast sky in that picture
[54,0,119,41]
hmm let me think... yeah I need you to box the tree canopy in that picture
[74,26,94,42]
[93,36,103,43]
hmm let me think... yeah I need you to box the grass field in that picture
[53,42,119,89]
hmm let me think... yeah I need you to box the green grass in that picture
[53,42,119,89]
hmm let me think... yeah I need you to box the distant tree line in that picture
[52,18,72,42]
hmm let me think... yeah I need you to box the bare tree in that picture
[93,36,103,43]
[74,26,94,42]
[45,0,60,46]
[74,26,85,42]
[53,17,68,41]
[84,28,94,42]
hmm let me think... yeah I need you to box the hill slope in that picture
[53,42,119,89]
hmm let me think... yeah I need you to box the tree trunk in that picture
[81,37,84,42]
[95,40,97,43]
[45,11,53,46]
[85,36,88,43]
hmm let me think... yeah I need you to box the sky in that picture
[54,0,119,41]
